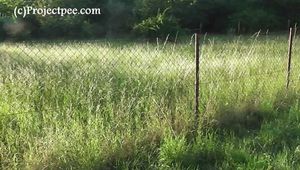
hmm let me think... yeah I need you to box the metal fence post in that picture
[286,27,294,89]
[194,33,200,134]
[294,23,297,42]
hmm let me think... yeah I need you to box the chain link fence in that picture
[1,32,300,168]
[0,32,299,128]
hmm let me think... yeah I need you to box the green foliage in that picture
[229,9,281,33]
[133,8,179,37]
[160,134,225,169]
[0,17,9,40]
[0,0,300,38]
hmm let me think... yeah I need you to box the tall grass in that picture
[0,35,300,169]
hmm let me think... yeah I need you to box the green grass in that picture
[0,34,300,169]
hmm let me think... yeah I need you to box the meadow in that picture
[0,34,300,169]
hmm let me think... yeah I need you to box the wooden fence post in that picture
[286,27,294,89]
[194,33,200,135]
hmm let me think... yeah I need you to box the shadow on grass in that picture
[273,89,299,114]
[28,129,163,170]
[159,134,226,169]
[209,102,267,137]
[207,89,300,138]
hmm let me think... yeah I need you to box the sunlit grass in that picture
[0,34,300,169]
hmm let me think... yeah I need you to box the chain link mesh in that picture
[0,34,299,125]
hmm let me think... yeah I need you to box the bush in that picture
[0,17,9,40]
[133,8,180,37]
[0,17,32,40]
[228,9,281,33]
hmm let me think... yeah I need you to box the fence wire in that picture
[0,34,299,123]
[1,34,300,168]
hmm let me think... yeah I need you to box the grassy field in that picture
[0,34,300,169]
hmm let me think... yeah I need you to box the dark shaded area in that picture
[211,102,267,137]
[206,88,300,138]
[0,0,300,39]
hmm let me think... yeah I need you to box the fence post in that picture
[294,23,297,41]
[286,27,294,89]
[237,21,241,35]
[194,33,200,135]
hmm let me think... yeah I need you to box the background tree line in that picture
[0,0,299,39]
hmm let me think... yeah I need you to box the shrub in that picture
[228,9,281,33]
[133,8,180,37]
